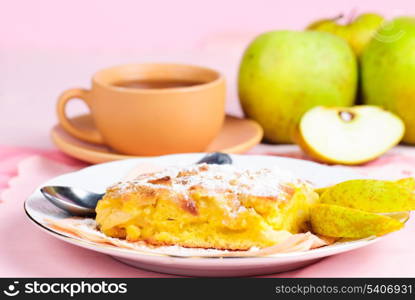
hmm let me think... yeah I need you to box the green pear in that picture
[310,204,404,238]
[238,31,357,143]
[397,177,415,190]
[316,177,414,198]
[308,13,384,58]
[319,178,415,212]
[362,17,415,144]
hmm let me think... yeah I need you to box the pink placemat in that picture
[0,144,414,277]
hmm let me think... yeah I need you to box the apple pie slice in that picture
[95,163,319,251]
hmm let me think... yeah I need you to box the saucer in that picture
[51,114,263,164]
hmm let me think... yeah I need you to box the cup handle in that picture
[57,88,104,144]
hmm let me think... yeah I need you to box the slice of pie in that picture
[95,163,318,250]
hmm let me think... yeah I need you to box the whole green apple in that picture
[362,17,415,144]
[308,13,384,57]
[238,31,357,143]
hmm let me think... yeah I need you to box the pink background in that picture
[1,0,414,147]
[2,0,413,51]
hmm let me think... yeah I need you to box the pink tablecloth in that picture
[1,144,415,277]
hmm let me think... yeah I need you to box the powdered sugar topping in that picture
[110,163,305,198]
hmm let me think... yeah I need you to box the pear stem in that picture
[347,8,358,25]
[332,14,344,23]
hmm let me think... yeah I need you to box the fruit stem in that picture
[347,8,358,25]
[332,14,344,23]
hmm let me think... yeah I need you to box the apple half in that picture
[295,106,405,165]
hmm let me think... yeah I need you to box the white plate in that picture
[25,153,378,277]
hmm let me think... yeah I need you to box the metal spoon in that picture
[40,186,104,216]
[41,152,232,216]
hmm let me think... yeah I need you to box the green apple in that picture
[362,17,415,144]
[238,31,357,143]
[295,105,404,165]
[307,13,384,57]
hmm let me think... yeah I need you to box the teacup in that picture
[57,63,226,156]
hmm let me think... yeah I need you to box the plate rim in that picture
[51,114,264,164]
